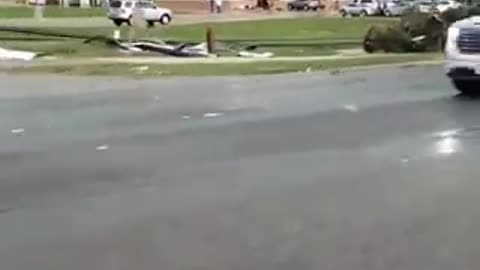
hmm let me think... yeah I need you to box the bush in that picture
[363,7,480,53]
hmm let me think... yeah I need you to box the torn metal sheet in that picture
[0,47,38,61]
[120,41,211,57]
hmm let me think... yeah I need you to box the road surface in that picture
[0,65,479,270]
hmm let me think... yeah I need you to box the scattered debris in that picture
[0,47,38,61]
[96,145,110,151]
[11,128,25,134]
[119,41,211,57]
[182,115,191,119]
[203,112,224,118]
[330,69,341,75]
[131,65,149,73]
[305,66,312,73]
[237,51,274,58]
[343,104,359,112]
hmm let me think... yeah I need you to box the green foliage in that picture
[363,6,480,53]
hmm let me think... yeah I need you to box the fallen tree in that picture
[363,7,480,53]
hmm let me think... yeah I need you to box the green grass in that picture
[0,38,363,57]
[0,39,125,56]
[0,6,107,18]
[0,17,395,57]
[0,17,391,57]
[160,17,398,41]
[4,54,441,77]
[0,17,397,42]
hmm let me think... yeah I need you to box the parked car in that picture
[107,0,172,27]
[434,0,462,13]
[287,0,323,11]
[339,0,380,17]
[381,0,410,16]
[411,0,435,13]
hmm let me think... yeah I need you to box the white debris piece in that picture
[343,104,359,112]
[96,145,110,151]
[11,128,25,134]
[238,51,274,58]
[203,112,223,118]
[131,65,149,72]
[0,48,38,61]
[182,115,191,119]
[113,29,121,40]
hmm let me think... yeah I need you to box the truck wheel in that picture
[360,10,368,17]
[340,9,347,17]
[147,21,155,28]
[384,10,392,16]
[452,79,476,95]
[159,14,171,25]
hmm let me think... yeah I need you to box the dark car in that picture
[287,0,323,11]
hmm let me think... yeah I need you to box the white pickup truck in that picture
[445,16,480,94]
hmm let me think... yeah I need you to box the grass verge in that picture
[0,39,363,57]
[0,6,106,18]
[0,17,397,41]
[0,17,393,57]
[3,53,442,77]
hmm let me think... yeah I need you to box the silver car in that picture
[339,0,381,17]
[382,0,410,16]
[411,0,435,13]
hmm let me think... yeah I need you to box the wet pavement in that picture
[1,65,480,270]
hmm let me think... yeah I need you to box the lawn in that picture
[0,17,397,42]
[3,53,442,77]
[0,6,107,18]
[0,17,396,57]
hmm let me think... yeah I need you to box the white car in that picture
[444,16,480,94]
[434,0,461,13]
[339,0,380,17]
[108,0,173,27]
[415,0,434,13]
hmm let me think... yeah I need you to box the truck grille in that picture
[458,28,480,54]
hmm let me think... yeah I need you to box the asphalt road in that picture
[1,65,480,270]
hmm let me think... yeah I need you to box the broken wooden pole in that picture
[206,26,215,54]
